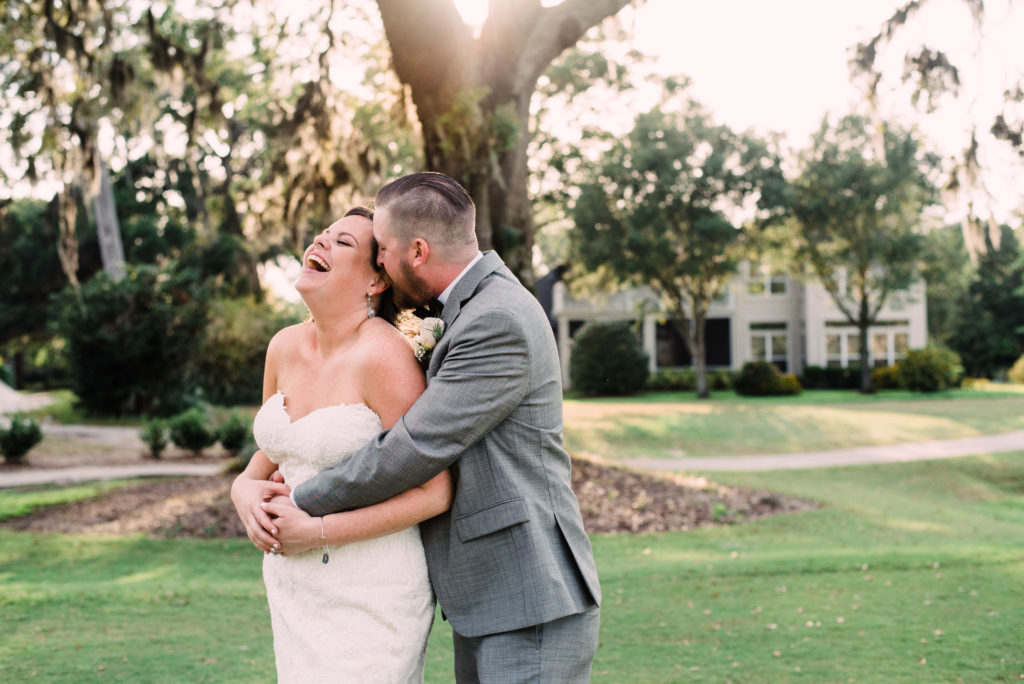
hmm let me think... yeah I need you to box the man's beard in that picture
[389,258,432,310]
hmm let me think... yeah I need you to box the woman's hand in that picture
[261,496,321,556]
[231,475,291,554]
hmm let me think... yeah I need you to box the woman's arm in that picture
[231,329,291,552]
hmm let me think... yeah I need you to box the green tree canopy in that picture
[569,89,787,397]
[948,227,1024,377]
[789,114,937,392]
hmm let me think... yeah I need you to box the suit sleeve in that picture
[293,307,531,516]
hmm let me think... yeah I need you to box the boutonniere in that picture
[414,317,445,363]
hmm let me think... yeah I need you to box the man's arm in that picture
[293,308,531,516]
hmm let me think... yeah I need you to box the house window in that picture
[750,323,788,372]
[825,329,862,368]
[655,318,732,368]
[748,266,787,296]
[870,329,912,367]
[826,322,910,368]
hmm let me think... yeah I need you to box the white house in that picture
[549,262,928,387]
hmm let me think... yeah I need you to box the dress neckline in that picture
[270,390,380,426]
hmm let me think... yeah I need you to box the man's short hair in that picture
[374,172,477,257]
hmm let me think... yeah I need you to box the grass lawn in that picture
[3,451,1023,682]
[564,387,1024,460]
[3,391,1024,681]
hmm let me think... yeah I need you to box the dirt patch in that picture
[571,456,818,534]
[1,456,818,538]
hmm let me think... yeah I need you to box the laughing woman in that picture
[230,207,451,683]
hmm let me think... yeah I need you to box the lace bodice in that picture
[253,390,383,488]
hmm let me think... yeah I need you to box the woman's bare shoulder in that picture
[267,321,311,356]
[354,320,425,422]
[355,319,417,364]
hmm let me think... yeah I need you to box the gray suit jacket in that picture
[293,251,601,637]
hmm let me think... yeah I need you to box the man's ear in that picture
[409,237,430,268]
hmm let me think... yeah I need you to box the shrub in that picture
[0,414,43,463]
[708,369,736,390]
[224,435,260,474]
[872,364,902,390]
[646,368,734,392]
[167,407,217,456]
[217,410,252,457]
[139,418,169,459]
[800,365,862,390]
[734,361,802,396]
[646,368,697,392]
[569,321,649,396]
[195,298,303,405]
[897,346,964,392]
[1009,355,1024,385]
[53,265,209,416]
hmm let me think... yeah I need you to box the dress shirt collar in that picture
[437,251,484,306]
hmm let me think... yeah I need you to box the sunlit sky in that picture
[455,0,1024,221]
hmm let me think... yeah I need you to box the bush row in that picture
[140,407,254,459]
[646,368,735,392]
[568,321,971,396]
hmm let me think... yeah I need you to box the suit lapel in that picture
[439,251,504,329]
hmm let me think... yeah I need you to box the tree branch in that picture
[514,0,632,94]
[376,0,473,97]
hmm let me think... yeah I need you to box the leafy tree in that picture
[53,265,210,416]
[569,90,787,398]
[374,0,633,281]
[789,114,936,393]
[920,225,973,346]
[0,1,416,290]
[849,0,1024,261]
[0,197,101,386]
[948,227,1024,377]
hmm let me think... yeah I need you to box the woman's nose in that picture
[314,234,328,249]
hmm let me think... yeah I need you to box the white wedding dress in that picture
[253,391,434,684]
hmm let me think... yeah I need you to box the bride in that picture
[230,207,452,683]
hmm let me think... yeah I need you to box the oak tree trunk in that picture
[376,0,631,284]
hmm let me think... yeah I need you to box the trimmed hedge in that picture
[0,414,43,464]
[800,365,863,390]
[734,361,802,396]
[167,407,217,456]
[647,368,735,392]
[139,418,169,459]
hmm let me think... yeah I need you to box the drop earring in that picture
[366,293,376,319]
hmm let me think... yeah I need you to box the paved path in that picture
[0,462,226,489]
[2,420,1022,487]
[625,429,1024,472]
[0,419,226,489]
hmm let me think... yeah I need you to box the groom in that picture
[279,172,600,681]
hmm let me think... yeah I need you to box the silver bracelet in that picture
[320,517,329,565]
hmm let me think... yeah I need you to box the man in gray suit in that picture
[279,172,600,681]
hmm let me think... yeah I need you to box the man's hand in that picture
[261,496,320,556]
[231,476,292,553]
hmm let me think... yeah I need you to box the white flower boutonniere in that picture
[414,317,445,363]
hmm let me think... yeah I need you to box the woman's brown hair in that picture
[343,206,399,324]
